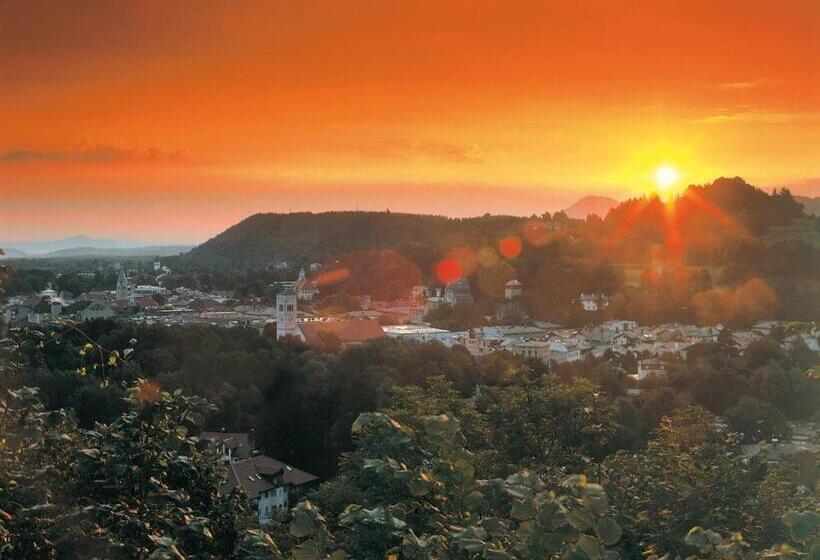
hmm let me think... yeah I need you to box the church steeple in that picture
[116,269,130,299]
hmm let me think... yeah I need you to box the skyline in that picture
[2,0,819,243]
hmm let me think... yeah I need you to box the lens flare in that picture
[499,236,523,259]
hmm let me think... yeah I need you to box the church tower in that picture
[276,287,300,340]
[116,270,130,300]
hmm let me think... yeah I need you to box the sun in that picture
[654,165,682,201]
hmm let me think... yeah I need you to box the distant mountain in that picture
[1,235,144,255]
[563,196,619,219]
[0,247,28,258]
[30,245,193,259]
[794,195,820,216]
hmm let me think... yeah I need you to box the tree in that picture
[724,396,791,443]
[604,407,764,558]
[0,380,279,559]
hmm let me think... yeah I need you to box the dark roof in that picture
[224,455,318,500]
[299,319,385,346]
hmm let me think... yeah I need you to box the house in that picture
[634,358,668,380]
[78,301,116,322]
[294,269,319,302]
[579,293,609,312]
[200,431,319,525]
[224,455,318,525]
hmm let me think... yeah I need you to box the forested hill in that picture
[185,211,526,268]
[185,178,810,269]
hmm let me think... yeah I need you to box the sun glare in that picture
[654,165,681,201]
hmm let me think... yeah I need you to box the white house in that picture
[224,455,318,525]
[78,301,115,322]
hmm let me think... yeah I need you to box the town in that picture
[4,256,817,529]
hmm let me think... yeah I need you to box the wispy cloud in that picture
[717,78,773,91]
[0,144,182,164]
[390,140,506,164]
[693,110,816,125]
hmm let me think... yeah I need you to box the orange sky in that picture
[2,0,819,243]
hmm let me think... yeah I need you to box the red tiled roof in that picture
[299,319,385,346]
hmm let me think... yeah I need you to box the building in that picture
[579,293,609,312]
[634,358,668,380]
[299,319,386,348]
[294,269,319,302]
[116,270,130,300]
[464,328,496,356]
[382,324,458,345]
[504,279,523,300]
[548,340,582,363]
[275,288,300,340]
[78,301,116,322]
[276,289,385,347]
[200,431,319,525]
[225,455,318,525]
[508,340,551,364]
[444,277,473,307]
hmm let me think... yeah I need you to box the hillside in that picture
[185,211,525,268]
[564,195,619,219]
[185,178,812,274]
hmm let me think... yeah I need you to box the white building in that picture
[78,301,116,322]
[504,279,523,300]
[116,270,130,300]
[579,293,609,312]
[634,358,668,380]
[549,341,582,363]
[276,289,300,340]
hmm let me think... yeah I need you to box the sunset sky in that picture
[2,0,819,243]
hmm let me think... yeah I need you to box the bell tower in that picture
[276,287,300,340]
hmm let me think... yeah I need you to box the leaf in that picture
[577,535,602,560]
[290,511,317,538]
[596,517,622,546]
[782,511,819,543]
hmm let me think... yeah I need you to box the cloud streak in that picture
[0,144,182,164]
[693,110,817,125]
[717,78,773,91]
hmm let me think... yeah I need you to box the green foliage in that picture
[0,380,279,559]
